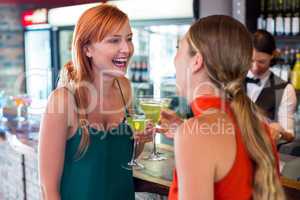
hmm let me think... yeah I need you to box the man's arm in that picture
[277,83,297,141]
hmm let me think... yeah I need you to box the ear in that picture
[191,52,203,74]
[83,44,92,58]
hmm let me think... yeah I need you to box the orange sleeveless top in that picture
[168,96,279,200]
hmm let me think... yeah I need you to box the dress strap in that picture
[115,79,130,120]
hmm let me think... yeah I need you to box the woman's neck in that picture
[188,83,221,103]
[92,70,116,94]
[187,72,221,104]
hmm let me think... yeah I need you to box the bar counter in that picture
[0,120,300,200]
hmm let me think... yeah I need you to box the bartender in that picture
[245,29,296,142]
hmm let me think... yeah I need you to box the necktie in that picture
[245,77,261,85]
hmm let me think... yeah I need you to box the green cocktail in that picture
[139,98,170,161]
[123,115,147,170]
[140,103,161,124]
[127,117,147,132]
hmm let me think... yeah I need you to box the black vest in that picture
[246,72,288,121]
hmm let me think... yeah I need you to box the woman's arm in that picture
[38,88,75,200]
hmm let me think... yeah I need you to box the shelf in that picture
[275,36,300,44]
[132,82,153,89]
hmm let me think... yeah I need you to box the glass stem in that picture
[131,140,137,162]
[152,133,157,154]
[0,107,3,119]
[17,105,22,118]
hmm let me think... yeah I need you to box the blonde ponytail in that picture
[187,15,286,200]
[226,82,285,200]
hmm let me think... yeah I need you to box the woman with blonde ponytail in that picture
[168,15,285,200]
[38,4,153,200]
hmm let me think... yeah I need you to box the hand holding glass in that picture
[123,115,147,170]
[139,98,170,161]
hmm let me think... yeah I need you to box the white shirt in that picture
[246,70,297,135]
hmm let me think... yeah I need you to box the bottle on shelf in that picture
[275,0,284,35]
[266,0,276,34]
[130,61,135,82]
[271,47,300,82]
[258,0,267,29]
[135,60,142,83]
[141,60,148,82]
[284,0,292,35]
[291,53,300,89]
[290,48,297,67]
[291,0,300,36]
[272,48,281,77]
[280,48,292,81]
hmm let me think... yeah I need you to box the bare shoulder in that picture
[175,110,237,180]
[45,87,77,117]
[116,76,131,91]
[176,110,235,151]
[116,76,131,85]
[179,111,234,137]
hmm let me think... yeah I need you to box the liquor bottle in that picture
[291,0,300,35]
[283,46,290,67]
[271,48,282,77]
[292,48,300,66]
[141,60,149,82]
[275,0,284,35]
[266,0,275,34]
[136,61,142,83]
[278,48,291,81]
[128,61,134,82]
[258,0,266,29]
[291,53,300,89]
[281,47,292,82]
[284,0,292,35]
[290,48,297,67]
[131,61,137,82]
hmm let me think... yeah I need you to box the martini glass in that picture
[123,115,147,170]
[12,95,32,124]
[139,98,170,161]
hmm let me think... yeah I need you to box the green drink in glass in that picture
[123,115,147,170]
[139,98,170,161]
[127,117,147,132]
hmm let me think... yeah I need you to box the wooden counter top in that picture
[134,143,174,187]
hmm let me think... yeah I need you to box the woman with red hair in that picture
[39,4,153,200]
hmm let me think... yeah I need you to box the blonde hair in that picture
[187,15,285,200]
[58,4,129,158]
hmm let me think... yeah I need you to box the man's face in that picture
[250,49,273,76]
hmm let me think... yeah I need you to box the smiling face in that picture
[250,49,273,76]
[84,20,134,77]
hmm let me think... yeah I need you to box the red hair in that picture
[61,4,129,158]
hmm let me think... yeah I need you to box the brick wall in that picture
[0,142,25,200]
[0,4,25,96]
[0,141,42,200]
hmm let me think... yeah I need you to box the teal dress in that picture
[60,80,134,200]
